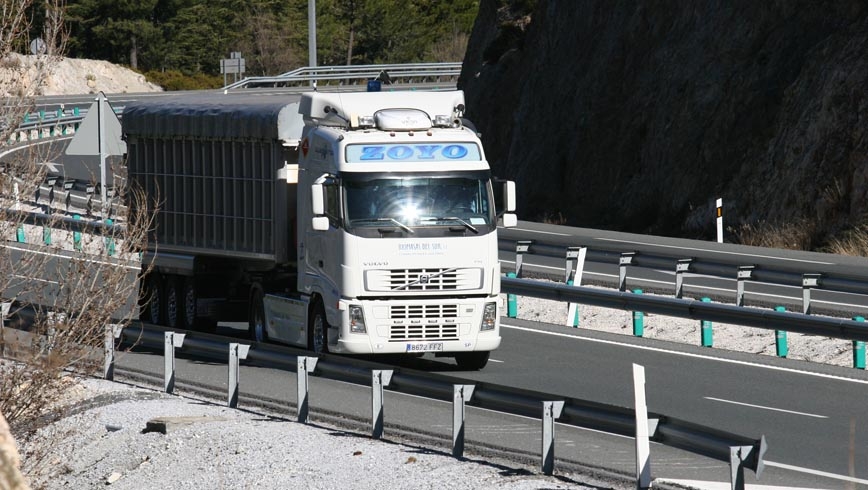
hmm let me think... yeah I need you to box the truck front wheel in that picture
[455,351,490,370]
[308,301,329,354]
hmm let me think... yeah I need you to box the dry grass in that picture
[822,224,868,256]
[729,218,816,250]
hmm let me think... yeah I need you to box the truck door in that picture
[306,179,342,305]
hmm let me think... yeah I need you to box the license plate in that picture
[405,342,444,352]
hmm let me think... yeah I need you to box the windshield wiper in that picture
[351,217,415,234]
[419,216,479,234]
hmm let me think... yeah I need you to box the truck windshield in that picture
[343,174,493,233]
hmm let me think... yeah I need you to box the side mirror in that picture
[500,213,517,228]
[311,183,325,215]
[503,181,516,213]
[312,216,329,231]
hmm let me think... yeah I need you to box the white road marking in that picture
[764,460,868,485]
[656,479,830,489]
[511,227,571,236]
[502,323,868,385]
[597,237,835,265]
[703,397,827,419]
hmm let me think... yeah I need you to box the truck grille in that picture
[366,268,482,292]
[388,304,460,341]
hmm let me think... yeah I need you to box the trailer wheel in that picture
[143,273,164,325]
[309,300,329,354]
[165,275,182,329]
[249,286,267,342]
[181,277,198,331]
[454,351,490,370]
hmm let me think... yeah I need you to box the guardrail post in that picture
[619,252,636,292]
[633,364,653,490]
[565,247,586,328]
[103,324,123,380]
[729,444,758,490]
[371,369,393,439]
[802,274,821,315]
[0,302,10,357]
[452,384,475,458]
[515,240,532,278]
[701,297,713,347]
[164,332,185,394]
[541,400,564,475]
[228,343,250,408]
[632,289,644,337]
[506,272,518,318]
[774,306,788,358]
[853,316,865,369]
[297,356,318,423]
[736,266,755,307]
[675,259,693,299]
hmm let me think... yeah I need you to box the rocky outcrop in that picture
[460,0,868,244]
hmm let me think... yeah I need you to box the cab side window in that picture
[324,183,341,226]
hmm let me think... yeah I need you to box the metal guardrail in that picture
[499,235,868,307]
[2,207,124,234]
[223,62,462,90]
[501,276,868,342]
[111,321,766,489]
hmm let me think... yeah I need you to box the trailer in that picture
[123,90,516,369]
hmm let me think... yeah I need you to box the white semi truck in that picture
[123,90,516,369]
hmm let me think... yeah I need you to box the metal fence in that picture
[222,62,462,90]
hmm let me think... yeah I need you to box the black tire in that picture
[143,273,164,325]
[181,276,197,331]
[455,351,490,370]
[248,285,267,342]
[308,300,329,354]
[165,275,182,329]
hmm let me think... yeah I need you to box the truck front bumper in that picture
[330,297,502,355]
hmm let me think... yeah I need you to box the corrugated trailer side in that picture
[123,95,302,265]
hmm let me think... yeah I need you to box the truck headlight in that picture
[349,305,367,333]
[480,302,497,331]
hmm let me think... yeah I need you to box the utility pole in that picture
[309,0,317,69]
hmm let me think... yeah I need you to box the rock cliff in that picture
[460,0,868,245]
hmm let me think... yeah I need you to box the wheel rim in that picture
[166,282,178,327]
[147,280,161,324]
[184,284,196,329]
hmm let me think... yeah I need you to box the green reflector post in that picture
[73,214,82,251]
[42,226,51,246]
[853,316,865,370]
[104,219,115,256]
[632,289,644,337]
[507,272,517,318]
[700,297,713,347]
[774,306,788,358]
[16,225,24,243]
[567,280,579,327]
